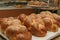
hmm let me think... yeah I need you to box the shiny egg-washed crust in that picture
[30,24,47,37]
[0,11,59,40]
[43,16,58,32]
[25,14,47,37]
[40,11,54,19]
[4,25,32,40]
[9,32,32,40]
[53,13,60,27]
[17,14,27,25]
[0,17,21,32]
[0,17,14,32]
[38,11,58,32]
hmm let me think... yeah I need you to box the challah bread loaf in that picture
[4,25,32,40]
[25,14,47,37]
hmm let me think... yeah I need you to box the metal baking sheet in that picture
[0,33,9,40]
[32,28,60,40]
[0,28,60,40]
[51,35,60,40]
[27,4,49,8]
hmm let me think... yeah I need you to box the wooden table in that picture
[0,6,35,17]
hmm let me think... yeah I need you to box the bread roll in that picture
[11,19,21,26]
[29,13,37,19]
[40,11,53,19]
[36,14,44,25]
[53,13,60,27]
[0,17,21,32]
[43,17,58,32]
[0,17,14,32]
[17,14,27,24]
[31,23,47,37]
[25,13,36,30]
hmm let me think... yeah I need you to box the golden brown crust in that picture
[43,17,53,30]
[31,24,47,37]
[25,14,47,37]
[39,11,58,32]
[0,11,60,40]
[16,32,32,40]
[53,13,60,27]
[0,17,21,32]
[17,14,27,25]
[5,25,32,40]
[40,11,53,19]
[43,17,58,32]
[9,32,32,40]
[1,18,11,32]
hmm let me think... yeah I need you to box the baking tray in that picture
[27,0,49,8]
[0,28,60,40]
[27,4,49,8]
[51,35,60,40]
[32,28,60,40]
[0,33,9,40]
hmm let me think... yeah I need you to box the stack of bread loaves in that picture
[28,1,47,7]
[17,11,60,37]
[0,11,60,40]
[0,17,32,40]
